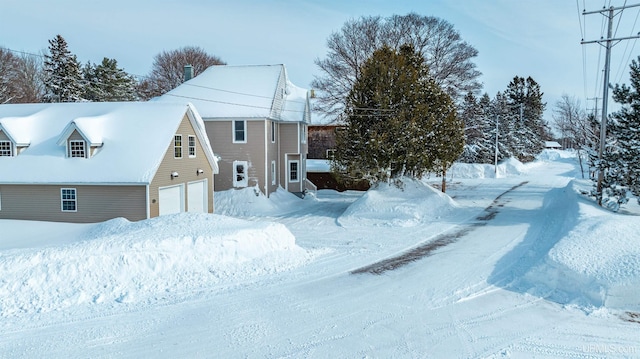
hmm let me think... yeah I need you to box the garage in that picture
[187,179,208,213]
[158,184,184,216]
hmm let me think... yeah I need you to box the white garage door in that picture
[159,184,184,216]
[188,179,208,213]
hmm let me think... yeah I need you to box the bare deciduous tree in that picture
[552,94,596,177]
[0,48,19,104]
[0,48,44,104]
[13,52,45,103]
[312,13,482,120]
[138,46,225,100]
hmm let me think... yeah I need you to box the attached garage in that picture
[187,179,208,213]
[158,184,184,216]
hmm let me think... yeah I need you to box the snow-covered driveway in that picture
[1,153,639,358]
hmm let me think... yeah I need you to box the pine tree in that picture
[503,76,547,162]
[333,44,463,187]
[83,58,137,102]
[597,56,640,208]
[43,35,83,102]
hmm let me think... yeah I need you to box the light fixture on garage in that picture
[196,168,204,175]
[170,171,179,179]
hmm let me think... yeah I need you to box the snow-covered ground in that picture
[1,150,639,358]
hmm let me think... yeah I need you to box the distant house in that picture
[159,64,312,197]
[545,141,562,149]
[306,118,369,191]
[0,102,218,223]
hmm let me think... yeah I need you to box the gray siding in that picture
[206,119,266,193]
[149,114,215,217]
[0,184,146,223]
[0,130,9,141]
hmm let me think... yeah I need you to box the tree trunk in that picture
[441,169,447,193]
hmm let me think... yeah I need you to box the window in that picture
[289,161,299,182]
[233,160,248,187]
[271,121,276,143]
[174,135,182,158]
[233,120,246,143]
[0,140,12,156]
[61,188,77,212]
[326,149,336,160]
[271,160,276,185]
[69,140,85,158]
[188,135,196,157]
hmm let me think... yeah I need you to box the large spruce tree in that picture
[43,35,83,102]
[332,44,463,187]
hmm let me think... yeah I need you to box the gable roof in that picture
[157,64,309,123]
[0,101,217,185]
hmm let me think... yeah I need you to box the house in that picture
[0,101,218,223]
[545,141,562,149]
[306,113,369,191]
[158,64,312,197]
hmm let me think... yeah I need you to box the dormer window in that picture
[0,140,12,156]
[69,140,86,158]
[57,121,103,159]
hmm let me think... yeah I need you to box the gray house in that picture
[0,101,218,223]
[158,64,312,197]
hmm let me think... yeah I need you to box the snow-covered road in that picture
[1,153,639,358]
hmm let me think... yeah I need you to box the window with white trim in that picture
[233,120,246,143]
[188,135,196,157]
[233,160,248,187]
[174,135,182,158]
[289,160,299,182]
[69,140,86,158]
[271,160,276,185]
[61,188,77,212]
[0,140,12,156]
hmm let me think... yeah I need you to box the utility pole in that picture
[581,3,640,206]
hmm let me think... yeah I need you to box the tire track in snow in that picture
[351,181,529,275]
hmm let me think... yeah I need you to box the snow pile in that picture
[0,213,309,316]
[337,177,458,227]
[215,185,313,217]
[536,149,576,161]
[522,181,640,311]
[448,157,529,179]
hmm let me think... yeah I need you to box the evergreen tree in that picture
[596,56,640,208]
[83,58,137,102]
[43,35,83,102]
[503,76,546,162]
[333,44,463,187]
[459,92,499,163]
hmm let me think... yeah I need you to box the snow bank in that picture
[215,185,313,217]
[521,181,640,311]
[337,177,458,227]
[0,213,309,316]
[448,157,529,179]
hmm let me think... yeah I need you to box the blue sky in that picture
[2,0,639,121]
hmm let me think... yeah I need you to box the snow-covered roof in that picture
[0,101,217,184]
[158,64,309,123]
[545,141,562,148]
